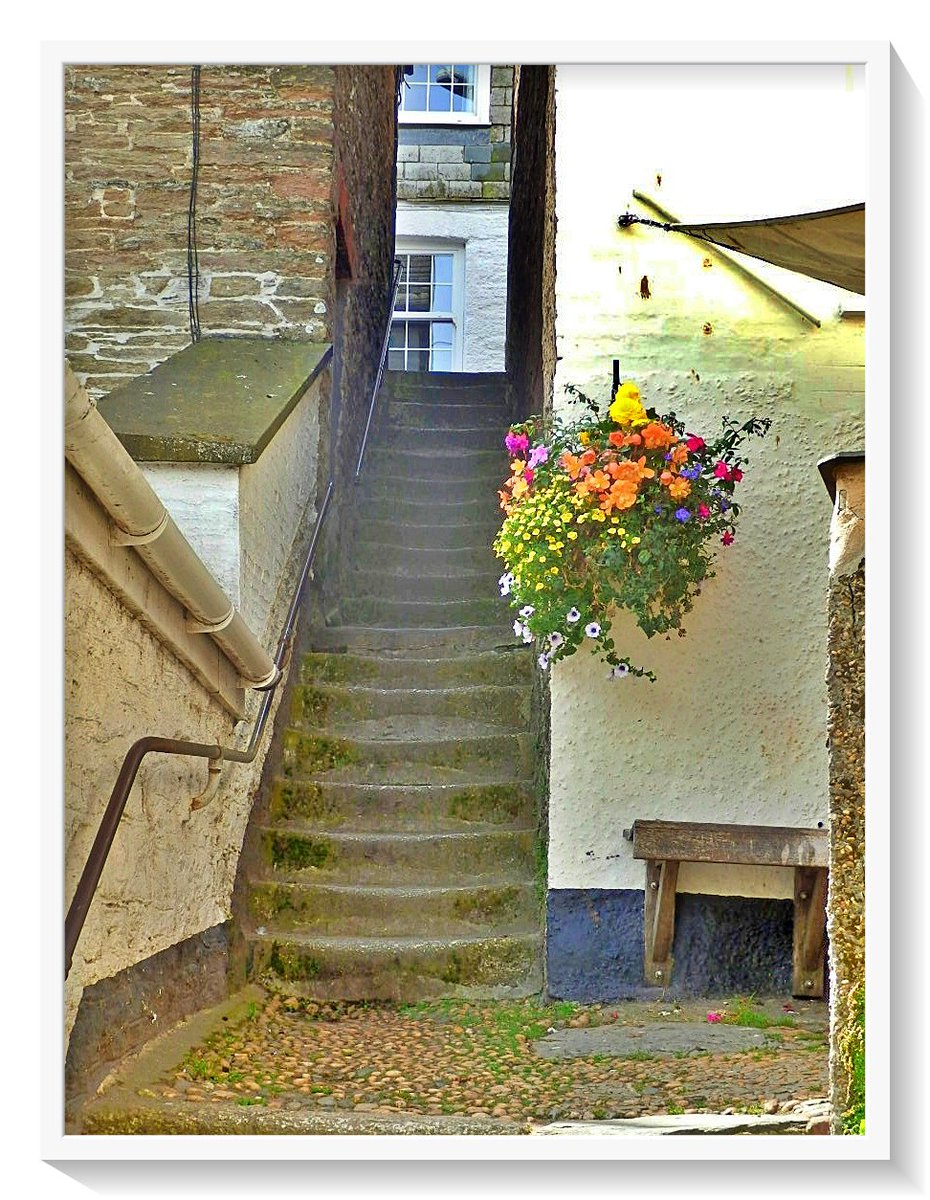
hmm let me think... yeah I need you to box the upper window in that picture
[399,64,491,125]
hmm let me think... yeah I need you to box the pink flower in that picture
[706,1011,723,1023]
[721,531,734,546]
[524,468,534,484]
[713,461,731,480]
[685,435,706,452]
[505,431,530,456]
[730,467,743,483]
[528,444,550,468]
[698,503,710,520]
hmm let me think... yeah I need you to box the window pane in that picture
[431,321,454,349]
[432,283,452,313]
[407,256,431,283]
[407,284,430,312]
[428,64,451,83]
[388,349,405,371]
[409,349,430,372]
[432,347,453,372]
[388,323,404,349]
[428,85,452,112]
[407,321,431,350]
[453,64,476,86]
[433,254,453,283]
[403,83,427,111]
[406,65,428,83]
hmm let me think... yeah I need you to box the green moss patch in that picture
[263,831,338,872]
[282,732,357,776]
[448,785,527,824]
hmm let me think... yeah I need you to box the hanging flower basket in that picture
[493,379,771,681]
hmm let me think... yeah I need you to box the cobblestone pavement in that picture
[128,991,828,1126]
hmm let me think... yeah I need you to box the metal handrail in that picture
[65,480,334,977]
[354,259,402,482]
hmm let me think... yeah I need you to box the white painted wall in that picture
[548,64,866,899]
[395,201,509,371]
[65,377,323,1044]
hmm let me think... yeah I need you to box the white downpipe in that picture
[64,363,279,690]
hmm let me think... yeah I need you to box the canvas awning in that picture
[667,204,865,295]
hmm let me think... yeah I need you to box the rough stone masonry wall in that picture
[826,562,865,1129]
[65,64,337,398]
[396,66,513,202]
[506,65,557,420]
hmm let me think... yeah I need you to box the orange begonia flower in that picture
[608,430,643,448]
[671,445,689,466]
[641,422,676,451]
[659,470,675,487]
[668,477,692,500]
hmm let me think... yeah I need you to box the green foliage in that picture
[842,990,865,1135]
[723,996,796,1029]
[494,379,770,679]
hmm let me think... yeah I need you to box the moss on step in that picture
[300,653,379,685]
[282,732,356,776]
[448,784,527,824]
[451,887,522,924]
[439,938,536,986]
[262,831,338,871]
[268,941,322,981]
[268,781,341,823]
[290,686,332,725]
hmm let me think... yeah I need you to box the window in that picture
[389,247,464,372]
[398,64,491,125]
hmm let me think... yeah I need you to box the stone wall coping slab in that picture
[96,337,332,464]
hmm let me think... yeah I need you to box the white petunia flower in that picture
[519,605,535,619]
[522,627,534,644]
[498,572,515,597]
[566,607,582,624]
[548,631,564,650]
[608,664,630,679]
[537,653,550,671]
[584,622,601,638]
[513,620,524,639]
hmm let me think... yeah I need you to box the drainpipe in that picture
[64,363,278,690]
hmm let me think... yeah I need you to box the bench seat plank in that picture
[629,820,828,869]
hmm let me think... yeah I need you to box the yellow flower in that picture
[579,431,592,446]
[550,567,559,575]
[608,381,648,428]
[567,530,578,540]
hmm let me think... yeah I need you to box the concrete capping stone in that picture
[96,338,332,464]
[398,125,491,147]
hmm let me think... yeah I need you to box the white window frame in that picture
[398,64,491,126]
[390,240,466,373]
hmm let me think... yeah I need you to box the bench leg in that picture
[792,866,828,998]
[644,859,679,988]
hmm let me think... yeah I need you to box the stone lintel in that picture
[96,337,332,464]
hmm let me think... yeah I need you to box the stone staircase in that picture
[238,371,543,1001]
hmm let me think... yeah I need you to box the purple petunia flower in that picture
[674,508,691,522]
[527,444,550,469]
[505,431,530,456]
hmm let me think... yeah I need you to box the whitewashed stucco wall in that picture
[395,201,509,371]
[65,380,322,1043]
[548,63,866,900]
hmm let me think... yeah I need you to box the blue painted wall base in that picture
[546,889,794,1000]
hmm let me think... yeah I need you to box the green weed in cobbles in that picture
[724,996,797,1029]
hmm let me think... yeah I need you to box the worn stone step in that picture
[353,521,501,551]
[346,542,502,576]
[267,777,534,829]
[307,624,516,655]
[367,447,504,483]
[382,370,509,402]
[372,424,504,452]
[245,879,540,936]
[281,721,533,776]
[287,760,530,789]
[379,399,509,429]
[290,683,531,728]
[250,929,543,1001]
[358,502,501,538]
[335,595,503,628]
[257,825,537,883]
[363,472,504,505]
[342,567,497,603]
[298,649,533,689]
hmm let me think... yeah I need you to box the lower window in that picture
[389,247,463,372]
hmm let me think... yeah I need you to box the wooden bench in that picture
[622,820,829,998]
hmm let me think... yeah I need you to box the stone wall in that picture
[65,65,338,397]
[826,553,865,1129]
[506,65,557,419]
[396,66,513,202]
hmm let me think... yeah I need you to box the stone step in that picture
[267,777,534,829]
[257,825,537,883]
[334,595,504,628]
[365,447,504,483]
[382,370,508,401]
[281,721,533,776]
[306,625,516,655]
[379,399,510,429]
[250,929,543,1001]
[287,760,530,789]
[298,649,531,688]
[363,472,504,505]
[371,424,504,452]
[346,542,502,576]
[353,521,501,551]
[245,879,539,937]
[341,567,498,603]
[359,495,502,529]
[290,683,531,728]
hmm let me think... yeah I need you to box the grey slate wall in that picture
[396,66,513,201]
